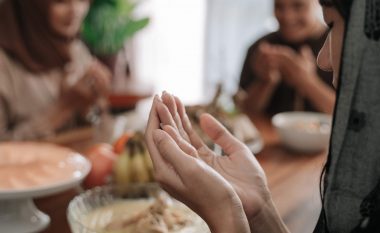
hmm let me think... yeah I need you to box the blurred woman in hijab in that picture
[0,0,111,140]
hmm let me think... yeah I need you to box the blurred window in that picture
[134,0,206,104]
[204,0,276,99]
[134,0,275,104]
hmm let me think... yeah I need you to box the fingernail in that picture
[154,94,162,102]
[160,123,164,129]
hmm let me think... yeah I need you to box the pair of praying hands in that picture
[253,42,318,91]
[145,92,284,233]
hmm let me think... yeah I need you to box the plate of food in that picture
[0,142,90,199]
[0,142,90,233]
[68,184,210,233]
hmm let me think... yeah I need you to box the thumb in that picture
[153,129,193,171]
[200,114,246,155]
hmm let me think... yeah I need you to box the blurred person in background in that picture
[0,0,111,141]
[238,0,335,115]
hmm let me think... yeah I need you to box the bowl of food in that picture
[271,112,332,153]
[67,184,210,233]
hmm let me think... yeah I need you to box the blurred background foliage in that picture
[82,0,150,56]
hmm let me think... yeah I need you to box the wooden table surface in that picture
[35,114,326,233]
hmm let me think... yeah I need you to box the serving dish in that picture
[67,184,210,233]
[0,142,90,233]
[272,112,332,153]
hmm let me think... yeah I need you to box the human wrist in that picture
[206,192,250,233]
[248,196,289,233]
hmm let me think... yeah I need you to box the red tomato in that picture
[83,143,117,189]
[113,132,133,154]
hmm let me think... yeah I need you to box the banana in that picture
[143,150,154,180]
[113,131,155,185]
[135,137,154,181]
[113,150,133,185]
[131,151,151,183]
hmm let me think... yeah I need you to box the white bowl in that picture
[271,112,332,153]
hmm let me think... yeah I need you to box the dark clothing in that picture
[313,0,380,232]
[239,30,333,115]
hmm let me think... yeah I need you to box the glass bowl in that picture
[67,184,210,233]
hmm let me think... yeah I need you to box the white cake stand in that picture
[0,151,91,233]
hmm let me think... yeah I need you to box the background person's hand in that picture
[60,60,111,111]
[158,92,271,221]
[252,42,281,85]
[83,60,111,97]
[272,45,318,92]
[145,96,250,233]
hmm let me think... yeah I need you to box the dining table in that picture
[34,113,327,233]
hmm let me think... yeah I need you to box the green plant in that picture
[82,0,150,55]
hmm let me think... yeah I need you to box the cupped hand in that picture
[145,96,250,233]
[252,42,281,85]
[157,92,271,220]
[60,60,111,110]
[83,60,111,97]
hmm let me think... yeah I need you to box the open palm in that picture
[158,92,270,219]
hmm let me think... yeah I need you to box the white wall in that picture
[204,0,276,99]
[134,0,206,105]
[134,0,276,104]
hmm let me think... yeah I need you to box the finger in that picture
[272,48,296,71]
[152,129,196,176]
[162,125,199,158]
[145,96,167,171]
[171,98,213,161]
[254,44,266,63]
[156,100,178,129]
[152,153,183,190]
[199,113,246,155]
[272,44,295,55]
[174,95,206,150]
[81,78,95,99]
[145,102,185,191]
[161,92,190,142]
[161,91,178,117]
[258,42,270,53]
[92,66,111,95]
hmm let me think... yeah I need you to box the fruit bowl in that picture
[67,184,210,233]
